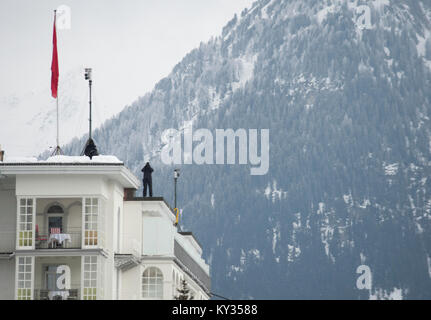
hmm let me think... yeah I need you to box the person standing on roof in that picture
[141,162,154,197]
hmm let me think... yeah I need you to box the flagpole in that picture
[56,94,59,152]
[55,10,61,155]
[51,9,62,156]
[52,88,62,156]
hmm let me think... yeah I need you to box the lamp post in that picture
[174,169,180,209]
[174,169,180,226]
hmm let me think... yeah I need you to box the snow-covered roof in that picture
[1,155,123,164]
[0,154,139,189]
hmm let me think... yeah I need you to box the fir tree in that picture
[174,279,194,300]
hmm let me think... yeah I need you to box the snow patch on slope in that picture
[416,29,431,71]
[261,0,275,20]
[232,54,257,91]
[370,287,404,300]
[287,245,301,262]
[208,87,222,111]
[272,223,280,255]
[258,180,288,203]
[316,5,337,24]
[343,192,353,207]
[211,193,215,208]
[0,68,115,157]
[384,162,399,176]
[371,0,390,10]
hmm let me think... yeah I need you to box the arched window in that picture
[47,205,64,214]
[142,267,163,299]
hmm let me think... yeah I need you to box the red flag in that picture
[51,12,59,98]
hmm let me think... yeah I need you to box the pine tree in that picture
[174,279,194,300]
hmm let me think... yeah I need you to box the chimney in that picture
[0,145,4,162]
[123,188,136,200]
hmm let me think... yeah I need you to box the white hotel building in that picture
[0,154,210,300]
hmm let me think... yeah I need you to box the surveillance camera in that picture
[85,68,92,80]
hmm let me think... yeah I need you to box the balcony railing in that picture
[33,289,80,300]
[35,228,82,249]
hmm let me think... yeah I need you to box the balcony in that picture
[21,256,100,300]
[35,228,82,249]
[33,288,80,300]
[31,198,83,250]
[15,197,105,250]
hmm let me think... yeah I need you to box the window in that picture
[16,257,33,300]
[18,198,34,248]
[84,198,98,246]
[47,205,64,214]
[142,267,163,299]
[82,256,97,300]
[45,265,60,290]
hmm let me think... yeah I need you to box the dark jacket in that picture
[84,138,99,160]
[141,163,153,180]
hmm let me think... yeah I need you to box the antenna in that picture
[85,68,92,139]
[81,68,99,159]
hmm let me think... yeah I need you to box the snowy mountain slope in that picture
[0,68,119,157]
[63,0,431,299]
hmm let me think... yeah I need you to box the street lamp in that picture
[174,169,180,209]
[174,169,180,226]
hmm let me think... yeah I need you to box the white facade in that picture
[0,156,210,300]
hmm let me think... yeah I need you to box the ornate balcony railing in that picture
[35,228,82,249]
[33,288,80,300]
